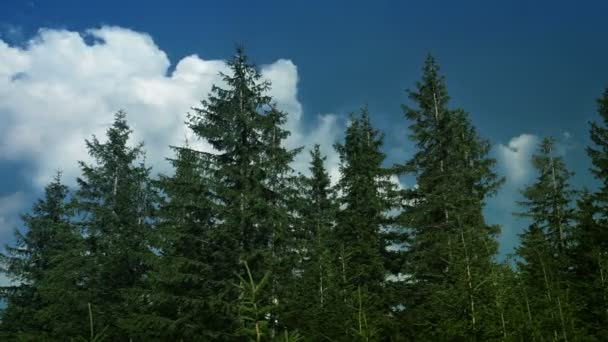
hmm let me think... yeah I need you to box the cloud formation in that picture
[495,133,540,186]
[0,26,341,188]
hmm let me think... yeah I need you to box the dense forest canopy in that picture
[1,47,607,341]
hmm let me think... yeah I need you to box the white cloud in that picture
[495,134,539,185]
[0,26,341,187]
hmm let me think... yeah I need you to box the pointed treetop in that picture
[405,54,450,119]
[309,144,330,187]
[34,171,70,220]
[310,144,326,165]
[94,110,133,150]
[107,110,131,137]
[234,43,247,61]
[537,136,557,158]
[49,170,64,187]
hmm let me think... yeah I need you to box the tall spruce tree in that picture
[400,55,503,340]
[588,88,608,211]
[515,137,581,340]
[570,88,608,338]
[282,145,338,340]
[74,111,157,340]
[0,173,84,341]
[571,189,608,339]
[188,47,300,338]
[331,107,398,340]
[126,145,221,341]
[518,137,576,253]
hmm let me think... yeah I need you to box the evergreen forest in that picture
[2,47,608,341]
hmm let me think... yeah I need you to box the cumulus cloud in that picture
[495,133,539,186]
[0,26,341,187]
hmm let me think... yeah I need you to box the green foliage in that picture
[73,304,108,342]
[568,88,608,339]
[515,137,587,340]
[333,108,396,338]
[399,54,504,340]
[236,260,273,341]
[0,172,86,341]
[280,145,338,339]
[74,111,158,340]
[188,46,301,338]
[123,145,224,341]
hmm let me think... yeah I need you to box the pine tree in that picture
[74,111,157,340]
[188,46,300,338]
[515,137,581,340]
[0,173,85,341]
[331,107,398,340]
[400,55,503,340]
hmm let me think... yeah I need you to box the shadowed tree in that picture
[188,46,301,339]
[399,55,504,340]
[0,173,86,341]
[515,137,582,340]
[74,111,158,341]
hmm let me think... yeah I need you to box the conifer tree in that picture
[0,173,85,341]
[74,111,157,340]
[400,55,503,340]
[282,145,338,340]
[188,46,300,337]
[588,88,608,210]
[570,190,608,339]
[518,137,576,253]
[515,137,581,340]
[570,88,608,338]
[331,107,398,339]
[126,145,221,341]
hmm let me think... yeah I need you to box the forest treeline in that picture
[1,47,608,341]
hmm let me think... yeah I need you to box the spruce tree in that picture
[188,46,300,338]
[588,88,608,209]
[331,107,398,340]
[282,145,338,340]
[400,55,503,340]
[518,137,576,253]
[126,145,221,341]
[74,111,157,340]
[515,137,581,340]
[0,173,85,341]
[570,87,608,338]
[571,189,608,339]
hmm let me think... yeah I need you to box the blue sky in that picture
[0,0,607,264]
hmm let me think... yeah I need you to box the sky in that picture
[0,0,607,276]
